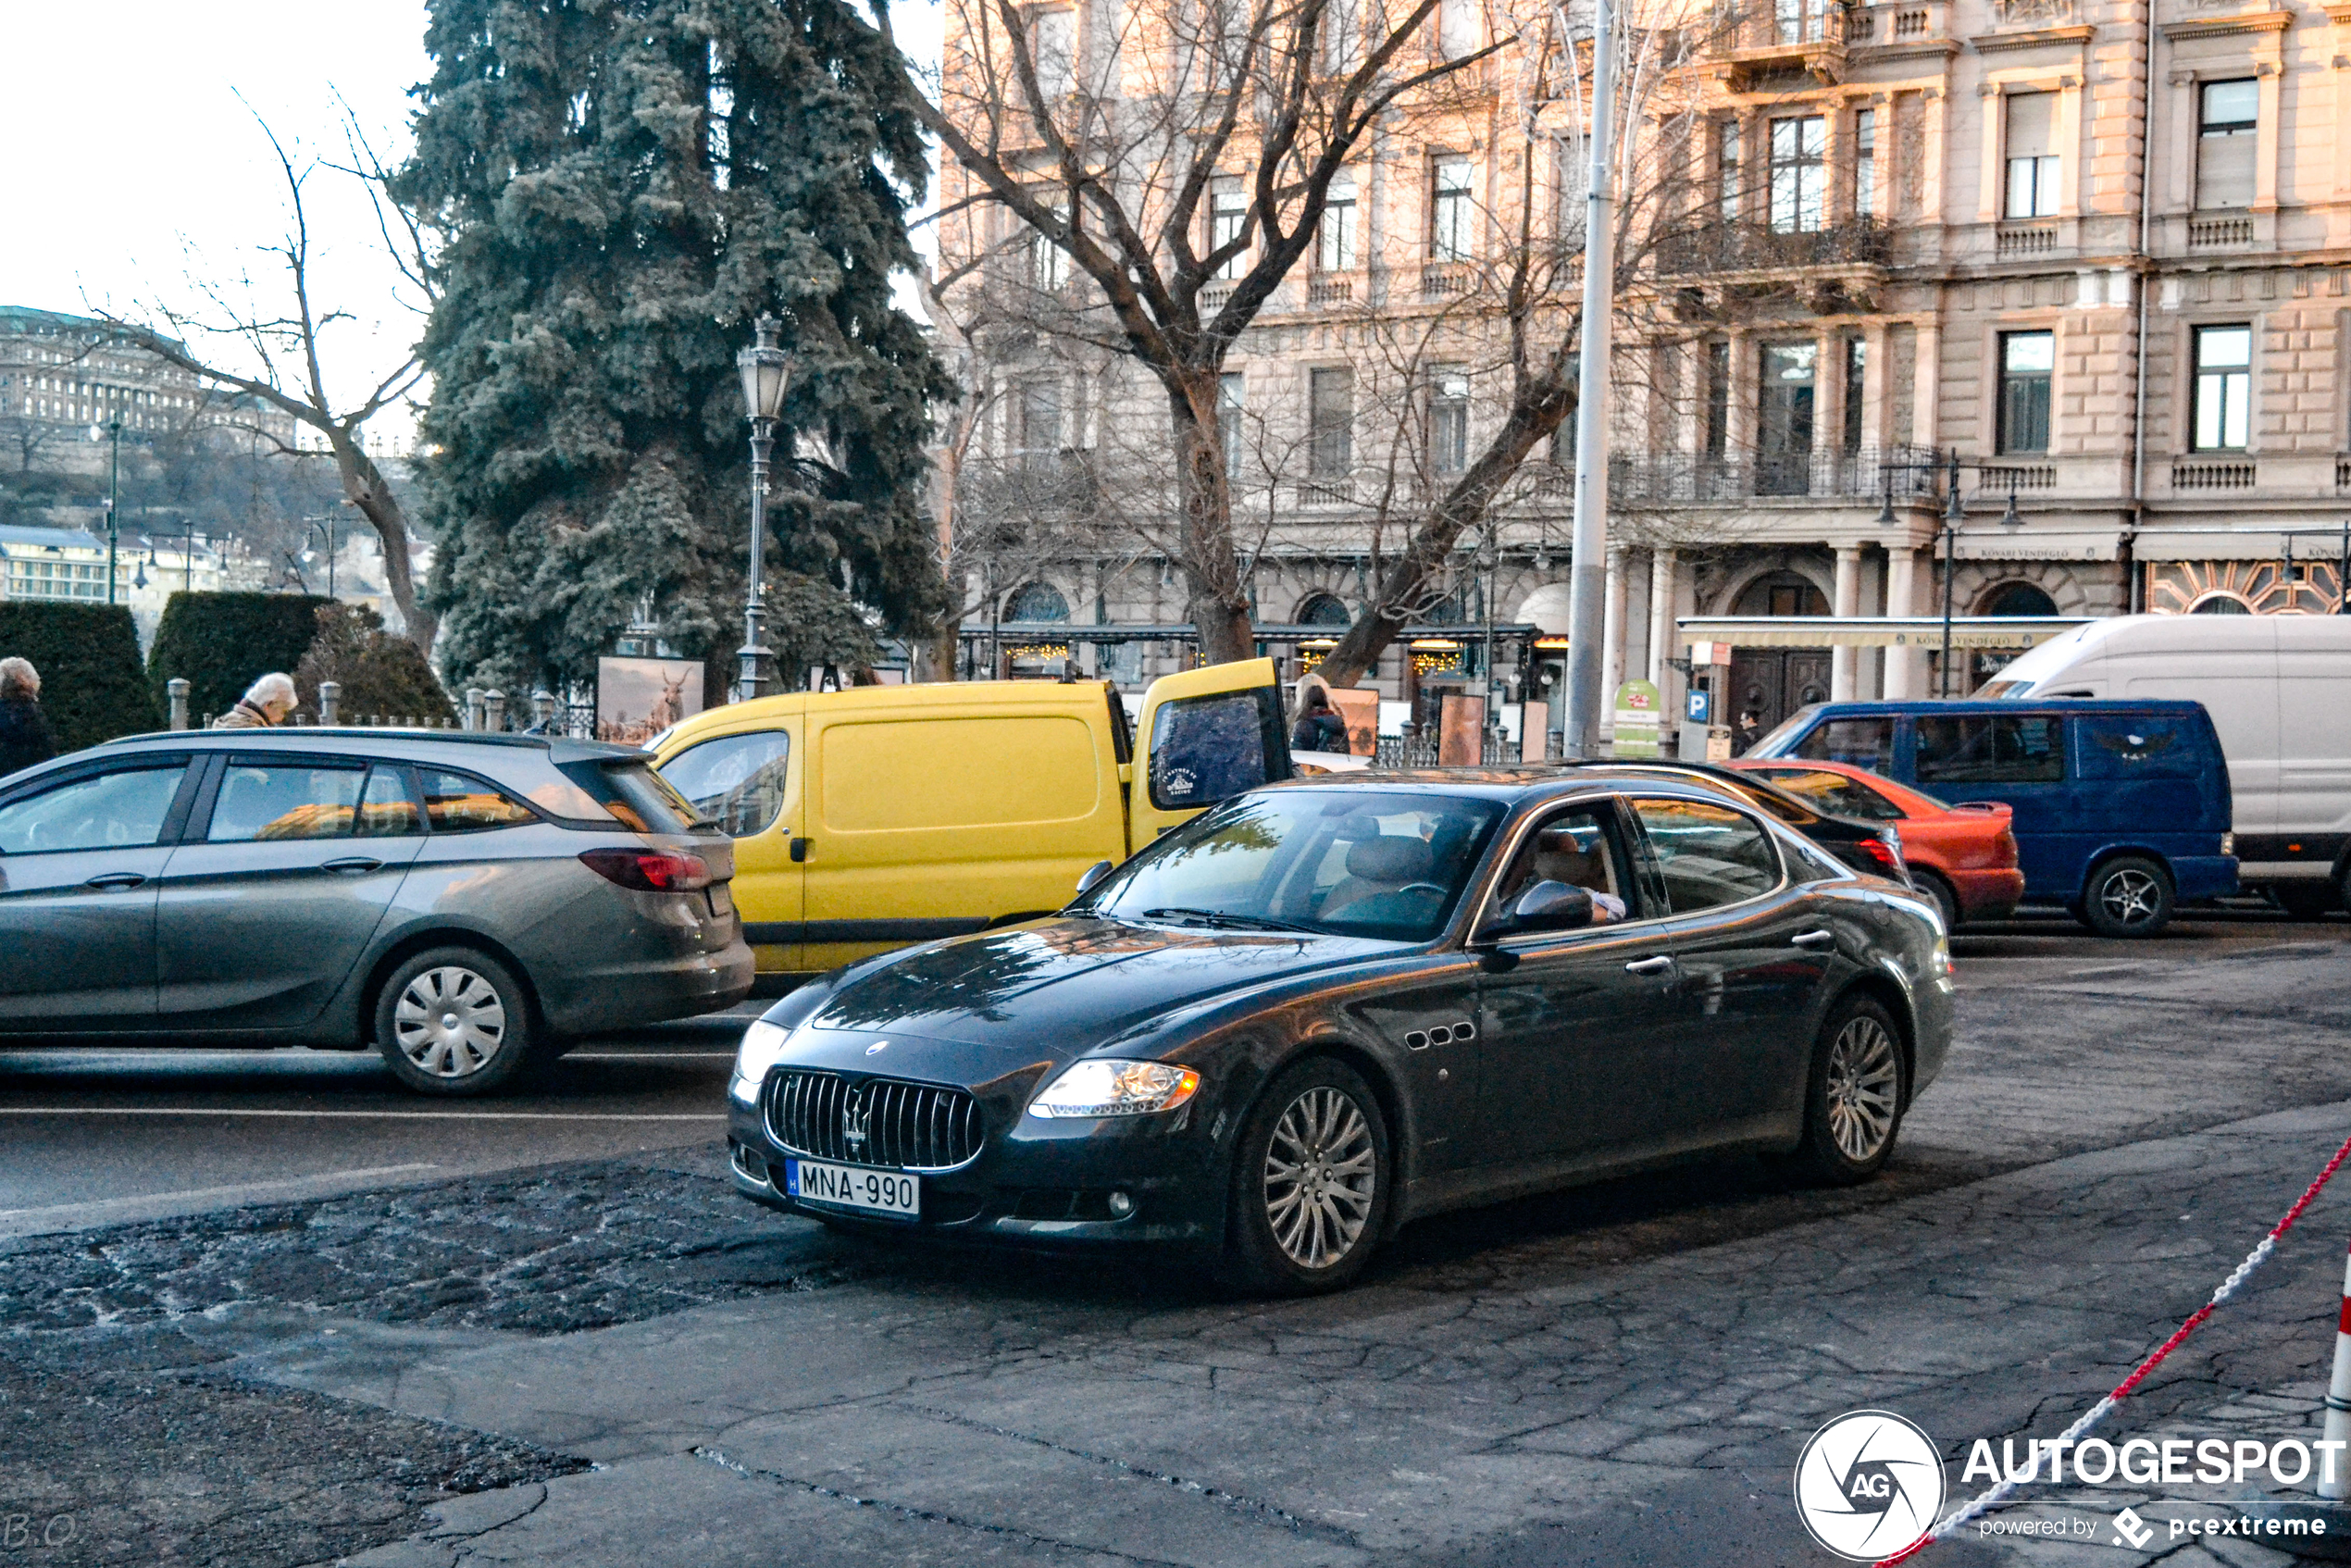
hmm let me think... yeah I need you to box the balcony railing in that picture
[1657,218,1890,277]
[1297,478,1354,506]
[1527,445,1944,506]
[1306,276,1354,305]
[2187,215,2254,250]
[2172,459,2255,491]
[1996,224,2058,259]
[1421,265,1473,299]
[1847,0,1949,45]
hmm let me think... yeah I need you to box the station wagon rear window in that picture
[554,760,705,834]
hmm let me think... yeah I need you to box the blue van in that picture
[1747,700,2237,937]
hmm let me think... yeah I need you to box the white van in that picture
[1982,614,2351,912]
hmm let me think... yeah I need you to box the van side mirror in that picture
[1074,859,1113,896]
[1499,880,1594,935]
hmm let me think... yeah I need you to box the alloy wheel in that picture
[1261,1086,1377,1269]
[2099,867,2163,927]
[1822,1014,1899,1164]
[392,965,509,1078]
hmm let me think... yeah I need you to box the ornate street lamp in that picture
[734,315,792,701]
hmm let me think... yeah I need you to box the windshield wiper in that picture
[1140,906,1315,934]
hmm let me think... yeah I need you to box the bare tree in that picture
[97,107,440,652]
[887,0,1496,663]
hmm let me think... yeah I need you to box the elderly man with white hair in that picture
[213,672,298,728]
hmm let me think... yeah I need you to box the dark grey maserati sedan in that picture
[0,729,753,1093]
[727,769,1954,1293]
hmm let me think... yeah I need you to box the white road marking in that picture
[0,1108,728,1121]
[565,1052,739,1061]
[0,1164,443,1221]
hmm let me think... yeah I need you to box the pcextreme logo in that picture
[1794,1410,1948,1562]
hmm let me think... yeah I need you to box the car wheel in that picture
[2079,855,2173,939]
[374,947,537,1096]
[1222,1058,1392,1296]
[1918,871,1961,933]
[1789,996,1908,1186]
[2275,882,2343,919]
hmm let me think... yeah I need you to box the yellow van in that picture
[650,659,1289,986]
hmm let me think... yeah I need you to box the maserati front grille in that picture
[765,1071,984,1173]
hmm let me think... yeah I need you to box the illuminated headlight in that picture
[1029,1060,1202,1118]
[730,1020,791,1104]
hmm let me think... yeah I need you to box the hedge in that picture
[147,591,336,724]
[295,603,455,726]
[0,602,159,750]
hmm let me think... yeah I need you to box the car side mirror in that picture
[1503,879,1594,935]
[1074,858,1114,896]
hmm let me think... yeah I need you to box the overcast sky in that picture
[0,1,943,439]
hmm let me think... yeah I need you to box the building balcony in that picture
[1521,446,1942,508]
[1706,8,1848,87]
[2186,214,2255,251]
[1656,218,1891,279]
[1846,0,1956,53]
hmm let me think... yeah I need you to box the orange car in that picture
[1729,758,2025,929]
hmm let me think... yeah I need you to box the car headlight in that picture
[730,1019,791,1103]
[1932,932,1954,978]
[1028,1059,1202,1118]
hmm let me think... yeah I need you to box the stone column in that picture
[1602,543,1630,717]
[1884,546,1922,699]
[1830,544,1862,701]
[1647,546,1679,687]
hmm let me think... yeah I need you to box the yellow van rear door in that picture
[800,700,1126,971]
[653,715,805,977]
[1128,657,1289,852]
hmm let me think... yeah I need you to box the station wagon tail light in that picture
[1030,1060,1201,1118]
[1851,835,1904,877]
[578,847,715,891]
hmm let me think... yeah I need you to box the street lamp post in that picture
[106,417,122,606]
[305,516,340,601]
[734,316,792,702]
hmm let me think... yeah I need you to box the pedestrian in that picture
[214,672,298,729]
[1290,684,1349,754]
[0,656,57,778]
[1734,708,1762,755]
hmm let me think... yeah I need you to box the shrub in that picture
[147,591,336,723]
[0,602,159,751]
[295,604,455,725]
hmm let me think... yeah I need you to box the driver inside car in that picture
[1506,821,1628,924]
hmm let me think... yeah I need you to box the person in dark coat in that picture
[1290,688,1349,753]
[0,657,58,778]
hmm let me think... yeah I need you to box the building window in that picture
[1703,341,1730,461]
[1219,371,1246,479]
[1028,7,1075,95]
[1430,157,1474,261]
[1718,119,1743,223]
[2004,93,2059,219]
[1842,337,1867,455]
[1996,330,2054,454]
[1017,378,1063,467]
[1209,180,1248,280]
[1318,176,1358,270]
[1028,195,1069,289]
[1429,368,1469,474]
[1437,0,1478,57]
[1852,108,1876,221]
[1309,367,1353,477]
[1757,342,1817,494]
[2196,79,2258,211]
[1324,0,1362,70]
[2191,324,2251,452]
[1775,0,1827,43]
[1767,116,1824,234]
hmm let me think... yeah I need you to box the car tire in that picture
[1788,995,1909,1186]
[1221,1058,1392,1296]
[2078,855,2174,939]
[1917,871,1962,934]
[2275,881,2344,919]
[374,947,538,1096]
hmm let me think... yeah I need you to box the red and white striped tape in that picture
[1875,1124,2351,1564]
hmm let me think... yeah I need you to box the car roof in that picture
[81,728,645,765]
[1265,765,1760,807]
[1783,697,2213,716]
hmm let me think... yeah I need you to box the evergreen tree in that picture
[396,0,950,700]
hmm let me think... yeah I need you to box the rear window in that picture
[556,760,707,835]
[420,769,541,833]
[1752,767,1904,821]
[1915,715,2065,785]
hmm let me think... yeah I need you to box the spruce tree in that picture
[397,0,949,700]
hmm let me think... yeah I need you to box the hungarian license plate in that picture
[785,1158,919,1219]
[708,883,734,918]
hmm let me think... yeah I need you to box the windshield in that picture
[1748,706,1820,757]
[1083,788,1506,942]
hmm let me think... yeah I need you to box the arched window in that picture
[1978,581,2059,617]
[1003,580,1070,622]
[1296,592,1350,627]
[2190,592,2252,616]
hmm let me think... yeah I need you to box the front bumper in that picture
[725,1076,1227,1251]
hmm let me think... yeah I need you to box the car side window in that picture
[1494,807,1638,925]
[658,732,790,837]
[1916,715,2065,785]
[206,763,368,842]
[0,765,188,854]
[419,768,539,833]
[1150,691,1277,810]
[1629,798,1783,914]
[1758,768,1904,821]
[1793,718,1893,772]
[356,767,422,837]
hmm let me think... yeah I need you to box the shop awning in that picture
[1678,616,2091,651]
[2130,527,2351,563]
[1948,529,2120,562]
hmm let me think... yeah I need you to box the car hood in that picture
[795,917,1395,1065]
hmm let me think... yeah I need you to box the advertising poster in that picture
[1325,686,1380,756]
[595,656,705,745]
[1437,692,1486,765]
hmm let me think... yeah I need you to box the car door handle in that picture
[1623,954,1675,976]
[790,838,811,863]
[321,856,384,874]
[1791,929,1836,950]
[81,872,147,890]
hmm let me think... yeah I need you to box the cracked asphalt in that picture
[4,913,2351,1566]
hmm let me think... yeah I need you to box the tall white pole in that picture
[1561,0,1616,756]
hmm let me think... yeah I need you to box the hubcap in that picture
[1823,1015,1899,1164]
[1262,1086,1376,1269]
[2100,868,2162,926]
[393,966,508,1078]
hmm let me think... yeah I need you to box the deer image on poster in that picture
[596,656,706,746]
